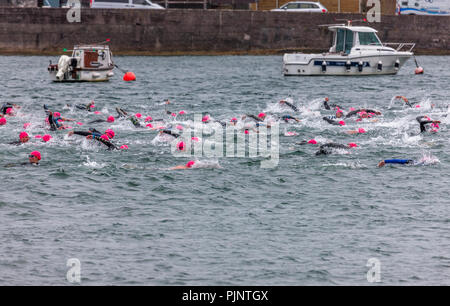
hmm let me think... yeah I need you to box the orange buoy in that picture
[123,72,136,81]
[415,67,424,75]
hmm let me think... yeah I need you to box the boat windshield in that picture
[358,32,382,46]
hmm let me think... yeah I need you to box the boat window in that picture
[344,30,354,54]
[133,0,149,4]
[358,32,381,46]
[335,29,345,53]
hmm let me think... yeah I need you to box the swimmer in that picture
[296,139,318,145]
[67,100,95,111]
[243,113,265,122]
[346,128,366,135]
[115,107,142,128]
[1,102,20,115]
[345,108,381,118]
[323,97,342,110]
[394,96,418,108]
[68,128,118,150]
[378,159,414,167]
[416,116,440,133]
[323,116,345,126]
[169,160,196,170]
[279,99,299,112]
[159,128,181,139]
[280,115,301,123]
[4,151,42,167]
[9,132,30,145]
[315,142,357,155]
[88,115,115,124]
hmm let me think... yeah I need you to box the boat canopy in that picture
[328,26,378,33]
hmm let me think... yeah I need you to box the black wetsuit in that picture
[72,129,118,150]
[345,109,380,118]
[281,101,299,112]
[416,116,434,133]
[116,107,142,128]
[323,100,342,111]
[315,143,348,155]
[323,116,342,125]
[8,141,24,146]
[160,129,180,138]
[1,103,14,115]
[246,114,264,122]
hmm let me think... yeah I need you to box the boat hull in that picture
[48,67,114,82]
[283,53,412,76]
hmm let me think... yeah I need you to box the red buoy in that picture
[123,72,136,81]
[415,67,424,75]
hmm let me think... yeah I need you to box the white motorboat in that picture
[48,44,114,82]
[283,22,415,76]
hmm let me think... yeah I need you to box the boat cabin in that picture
[328,26,382,54]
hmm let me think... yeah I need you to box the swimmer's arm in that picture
[70,131,92,137]
[322,117,338,125]
[345,110,360,118]
[169,165,189,170]
[384,159,413,164]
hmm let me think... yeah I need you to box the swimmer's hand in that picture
[433,120,441,124]
[68,131,74,136]
[378,161,385,168]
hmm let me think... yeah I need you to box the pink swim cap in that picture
[100,134,109,141]
[135,113,142,118]
[145,116,153,122]
[0,117,6,125]
[45,117,49,123]
[202,115,210,122]
[191,137,199,142]
[308,139,317,144]
[23,123,31,129]
[230,117,237,122]
[415,105,421,108]
[30,151,41,160]
[244,130,249,134]
[258,113,266,119]
[54,112,61,117]
[120,145,128,150]
[107,116,115,123]
[42,134,52,142]
[349,107,356,111]
[94,111,101,115]
[339,121,345,126]
[179,111,186,115]
[186,160,195,168]
[105,129,115,139]
[176,125,184,130]
[171,113,176,117]
[6,108,13,114]
[358,128,366,133]
[146,123,153,128]
[348,142,358,148]
[336,109,343,114]
[90,104,95,108]
[19,132,29,139]
[77,122,83,126]
[356,118,362,122]
[177,141,185,151]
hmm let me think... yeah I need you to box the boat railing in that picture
[382,43,416,52]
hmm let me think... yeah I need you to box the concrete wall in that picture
[0,8,448,55]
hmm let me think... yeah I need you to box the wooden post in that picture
[204,0,206,9]
[338,0,341,13]
[165,0,168,8]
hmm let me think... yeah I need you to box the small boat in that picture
[48,44,114,82]
[283,21,415,76]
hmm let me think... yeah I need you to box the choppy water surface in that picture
[0,55,449,285]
